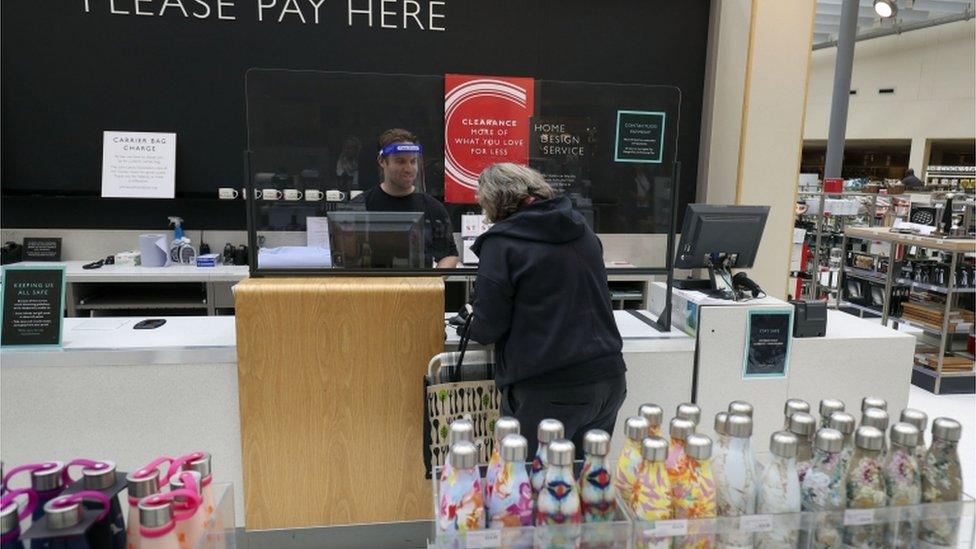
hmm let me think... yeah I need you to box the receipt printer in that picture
[789,300,827,338]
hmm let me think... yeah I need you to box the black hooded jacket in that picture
[468,196,625,388]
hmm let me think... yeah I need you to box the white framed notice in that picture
[101,131,176,198]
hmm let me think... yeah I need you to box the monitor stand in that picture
[707,265,738,300]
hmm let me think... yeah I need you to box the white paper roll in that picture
[139,234,169,267]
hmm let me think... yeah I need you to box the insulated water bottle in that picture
[801,428,846,548]
[728,400,754,418]
[718,414,758,549]
[0,489,36,549]
[843,426,887,548]
[884,423,922,548]
[2,462,66,522]
[34,491,111,549]
[711,412,730,514]
[536,439,582,525]
[783,399,810,429]
[137,489,202,549]
[486,434,533,528]
[168,452,220,545]
[441,419,474,482]
[788,412,816,483]
[126,457,172,549]
[631,437,671,549]
[860,408,890,456]
[64,460,126,549]
[531,419,564,497]
[666,417,695,503]
[674,434,716,548]
[828,411,856,473]
[920,417,963,547]
[485,417,520,500]
[614,416,649,503]
[437,441,484,533]
[757,431,802,548]
[675,402,701,426]
[819,398,845,428]
[860,396,887,413]
[168,472,205,549]
[899,408,928,463]
[638,403,664,438]
[579,430,615,522]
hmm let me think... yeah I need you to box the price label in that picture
[644,519,688,537]
[739,514,774,533]
[844,509,875,526]
[465,529,501,548]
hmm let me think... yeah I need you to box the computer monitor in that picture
[674,204,770,297]
[328,211,425,269]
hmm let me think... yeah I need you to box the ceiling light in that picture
[874,0,897,18]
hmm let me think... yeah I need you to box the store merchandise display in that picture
[486,435,533,528]
[437,440,485,533]
[0,452,229,549]
[432,397,971,548]
[484,417,520,501]
[531,419,564,497]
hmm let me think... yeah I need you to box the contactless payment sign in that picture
[444,74,535,204]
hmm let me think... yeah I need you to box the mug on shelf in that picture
[217,187,239,200]
[305,189,324,201]
[284,189,303,201]
[326,190,347,202]
[257,189,283,201]
[350,190,363,200]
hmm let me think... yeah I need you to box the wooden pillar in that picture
[234,277,444,529]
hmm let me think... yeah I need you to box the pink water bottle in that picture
[168,472,205,549]
[167,453,217,526]
[137,489,202,549]
[126,457,175,549]
[35,490,111,548]
[63,459,127,549]
[0,489,37,549]
[2,462,66,521]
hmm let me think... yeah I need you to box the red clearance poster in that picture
[444,74,535,204]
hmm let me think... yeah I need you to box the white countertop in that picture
[53,260,249,282]
[818,309,915,341]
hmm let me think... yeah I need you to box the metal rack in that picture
[838,226,975,395]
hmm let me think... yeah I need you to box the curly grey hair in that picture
[477,163,554,223]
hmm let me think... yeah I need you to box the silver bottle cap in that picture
[931,417,962,442]
[32,463,65,492]
[728,400,754,417]
[727,413,753,438]
[769,431,799,458]
[670,417,696,441]
[899,408,928,434]
[638,403,664,427]
[494,417,521,444]
[126,469,161,499]
[448,419,475,446]
[814,428,844,453]
[676,402,701,424]
[890,423,919,448]
[714,412,729,435]
[861,407,889,431]
[82,461,117,491]
[829,411,856,435]
[1,501,18,536]
[583,429,612,456]
[784,399,810,420]
[538,419,565,444]
[138,498,173,529]
[169,470,202,492]
[641,436,669,462]
[187,453,213,479]
[819,398,845,419]
[861,396,887,412]
[449,441,479,469]
[855,426,884,451]
[547,439,575,466]
[685,434,713,460]
[625,416,651,441]
[44,497,83,530]
[788,412,816,438]
[501,434,528,462]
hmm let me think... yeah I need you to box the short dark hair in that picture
[378,128,418,151]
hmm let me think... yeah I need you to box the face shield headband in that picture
[379,143,424,157]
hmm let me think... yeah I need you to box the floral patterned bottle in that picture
[789,412,816,484]
[673,434,716,549]
[860,408,890,456]
[675,402,702,427]
[783,398,810,430]
[828,411,856,474]
[757,431,801,548]
[486,434,533,528]
[666,417,695,505]
[819,398,845,429]
[920,417,963,547]
[440,418,474,482]
[531,419,564,498]
[899,408,928,464]
[639,403,665,438]
[843,425,887,548]
[718,413,757,549]
[631,437,671,549]
[438,440,484,533]
[860,396,887,414]
[801,428,846,548]
[485,417,520,501]
[711,412,730,509]
[579,430,615,522]
[615,416,650,503]
[537,439,582,525]
[884,423,921,548]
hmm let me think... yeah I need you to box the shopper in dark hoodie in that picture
[468,163,626,456]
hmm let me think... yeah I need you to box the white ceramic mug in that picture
[284,189,303,201]
[260,189,283,201]
[305,189,324,201]
[350,190,364,200]
[326,190,347,202]
[218,187,239,200]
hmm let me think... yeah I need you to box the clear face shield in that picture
[378,142,426,194]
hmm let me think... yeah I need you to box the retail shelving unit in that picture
[838,226,975,395]
[924,165,976,191]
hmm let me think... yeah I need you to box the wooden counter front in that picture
[234,277,444,529]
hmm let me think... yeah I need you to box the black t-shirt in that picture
[356,186,459,265]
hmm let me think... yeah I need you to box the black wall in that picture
[1,0,710,230]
